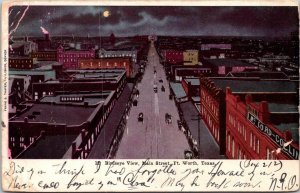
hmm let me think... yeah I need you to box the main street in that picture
[115,41,190,159]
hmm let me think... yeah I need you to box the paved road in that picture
[116,41,190,159]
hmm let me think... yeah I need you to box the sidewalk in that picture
[179,101,224,159]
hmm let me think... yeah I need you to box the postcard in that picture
[1,0,299,192]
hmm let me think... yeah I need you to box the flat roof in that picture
[275,123,299,142]
[268,103,298,113]
[206,59,254,67]
[227,71,288,79]
[18,134,77,159]
[12,104,96,125]
[35,61,62,70]
[211,79,298,93]
[40,92,110,106]
[170,82,186,98]
[184,78,200,86]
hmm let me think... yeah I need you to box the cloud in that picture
[8,6,299,37]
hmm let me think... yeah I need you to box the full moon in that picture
[103,10,110,17]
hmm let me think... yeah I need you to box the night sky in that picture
[9,6,299,37]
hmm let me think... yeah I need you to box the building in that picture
[78,58,133,77]
[169,65,211,81]
[226,89,299,160]
[98,48,138,63]
[9,57,37,69]
[32,69,126,100]
[35,33,52,51]
[183,50,199,65]
[226,71,289,80]
[30,50,57,61]
[9,91,118,159]
[162,50,183,64]
[57,45,95,69]
[201,44,232,51]
[204,59,258,75]
[9,38,38,56]
[199,77,298,156]
[181,77,200,97]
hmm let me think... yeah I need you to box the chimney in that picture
[260,101,270,123]
[71,141,76,158]
[45,33,50,41]
[245,94,252,104]
[24,36,29,42]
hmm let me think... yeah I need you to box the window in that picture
[232,139,235,158]
[227,133,231,152]
[256,139,260,154]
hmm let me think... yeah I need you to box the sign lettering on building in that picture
[247,112,299,160]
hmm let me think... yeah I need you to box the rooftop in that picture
[184,78,200,86]
[18,134,77,159]
[227,71,289,79]
[205,59,254,67]
[40,92,111,106]
[170,82,186,98]
[268,103,298,113]
[11,103,97,126]
[211,79,298,93]
[275,123,299,142]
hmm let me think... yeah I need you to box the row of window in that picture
[202,107,219,142]
[10,60,32,63]
[227,133,247,159]
[228,113,247,141]
[80,62,127,67]
[59,54,94,58]
[250,131,260,154]
[9,64,32,68]
[99,53,136,57]
[201,90,219,117]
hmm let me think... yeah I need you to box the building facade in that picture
[199,76,226,154]
[9,39,38,56]
[57,46,95,69]
[78,58,133,77]
[31,50,57,61]
[226,88,299,160]
[162,50,184,64]
[9,57,37,69]
[98,49,138,63]
[183,50,199,65]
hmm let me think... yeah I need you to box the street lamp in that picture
[191,111,202,158]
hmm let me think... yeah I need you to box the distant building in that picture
[57,45,95,69]
[204,59,258,75]
[162,50,183,64]
[30,50,57,61]
[170,65,211,81]
[201,44,231,51]
[35,33,52,51]
[78,58,133,77]
[226,71,289,80]
[98,48,137,63]
[9,57,37,69]
[183,50,199,65]
[32,69,126,100]
[9,38,38,56]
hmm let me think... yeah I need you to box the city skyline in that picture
[9,6,298,37]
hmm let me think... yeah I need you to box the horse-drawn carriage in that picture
[165,113,172,124]
[138,112,144,123]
